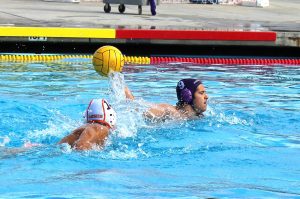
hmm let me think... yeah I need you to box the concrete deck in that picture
[0,0,300,47]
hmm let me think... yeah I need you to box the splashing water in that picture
[108,72,148,138]
[108,72,126,102]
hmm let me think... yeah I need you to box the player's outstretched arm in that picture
[125,86,134,100]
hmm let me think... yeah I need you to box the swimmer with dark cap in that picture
[126,78,209,122]
[59,79,207,150]
[59,99,116,150]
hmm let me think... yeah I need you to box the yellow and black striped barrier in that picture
[0,54,151,65]
[1,54,300,65]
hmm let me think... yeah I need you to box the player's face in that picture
[193,84,208,113]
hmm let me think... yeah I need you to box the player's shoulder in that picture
[156,103,176,110]
[157,103,182,117]
[85,123,110,132]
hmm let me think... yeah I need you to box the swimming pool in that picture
[0,60,299,198]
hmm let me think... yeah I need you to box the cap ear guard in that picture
[181,88,193,104]
[101,99,116,128]
[177,78,202,105]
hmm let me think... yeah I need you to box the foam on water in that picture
[26,110,79,142]
[0,136,10,147]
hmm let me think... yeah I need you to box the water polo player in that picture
[59,99,116,150]
[126,78,209,122]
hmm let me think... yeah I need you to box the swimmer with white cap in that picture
[125,79,209,122]
[59,99,116,150]
[59,79,207,149]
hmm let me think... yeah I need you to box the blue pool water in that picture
[0,60,299,198]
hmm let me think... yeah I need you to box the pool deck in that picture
[0,0,300,48]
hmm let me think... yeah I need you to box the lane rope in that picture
[151,56,300,65]
[0,54,299,65]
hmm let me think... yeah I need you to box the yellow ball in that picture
[92,46,124,77]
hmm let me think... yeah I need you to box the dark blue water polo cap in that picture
[176,78,202,105]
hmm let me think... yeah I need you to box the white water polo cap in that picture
[85,99,116,128]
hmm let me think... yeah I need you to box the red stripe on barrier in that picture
[116,29,276,41]
[150,57,300,65]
